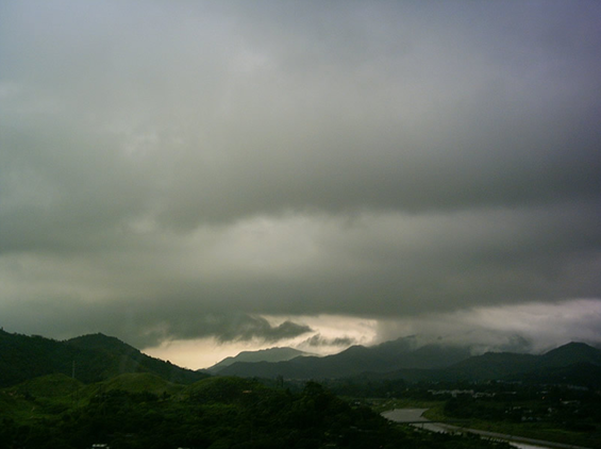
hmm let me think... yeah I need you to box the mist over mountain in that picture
[216,337,474,378]
[215,338,601,386]
[3,328,600,391]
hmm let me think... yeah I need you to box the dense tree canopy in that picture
[1,375,512,449]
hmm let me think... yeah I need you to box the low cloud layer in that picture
[302,334,357,349]
[0,296,313,348]
[375,299,601,354]
[1,1,600,354]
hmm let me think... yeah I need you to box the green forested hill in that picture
[94,372,182,395]
[0,330,207,387]
[65,333,207,384]
[0,375,513,449]
[8,373,83,398]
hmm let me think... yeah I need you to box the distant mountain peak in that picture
[67,332,129,345]
[553,341,594,350]
[206,346,312,373]
[540,341,601,367]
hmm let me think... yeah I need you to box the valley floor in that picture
[382,407,596,449]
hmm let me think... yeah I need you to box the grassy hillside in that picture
[8,373,83,398]
[81,372,185,400]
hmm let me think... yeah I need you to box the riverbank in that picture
[382,408,592,449]
[433,422,591,449]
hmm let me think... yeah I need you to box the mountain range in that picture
[210,338,473,378]
[2,329,601,389]
[210,339,601,386]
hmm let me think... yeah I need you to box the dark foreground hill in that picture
[0,330,207,387]
[0,373,513,449]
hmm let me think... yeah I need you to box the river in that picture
[381,409,590,449]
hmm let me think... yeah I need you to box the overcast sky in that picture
[1,1,600,368]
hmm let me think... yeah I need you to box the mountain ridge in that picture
[206,346,312,373]
[217,340,601,384]
[217,338,473,378]
[0,330,207,388]
[3,328,599,388]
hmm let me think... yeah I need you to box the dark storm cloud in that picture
[1,1,600,347]
[215,317,313,343]
[0,297,312,348]
[2,1,599,230]
[303,334,356,348]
